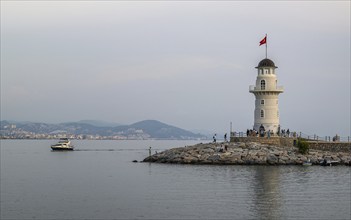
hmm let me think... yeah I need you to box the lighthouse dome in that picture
[256,58,277,68]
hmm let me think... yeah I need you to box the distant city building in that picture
[249,58,284,134]
[4,124,16,129]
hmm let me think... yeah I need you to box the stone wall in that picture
[230,136,351,152]
[307,142,351,152]
[230,136,296,147]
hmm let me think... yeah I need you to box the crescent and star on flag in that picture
[259,34,268,58]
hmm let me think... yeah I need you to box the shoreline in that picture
[143,142,351,166]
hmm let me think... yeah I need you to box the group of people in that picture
[246,129,259,137]
[280,129,290,137]
[245,126,292,138]
[246,127,270,137]
[212,126,295,143]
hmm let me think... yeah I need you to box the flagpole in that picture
[266,34,268,58]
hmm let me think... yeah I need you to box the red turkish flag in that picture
[259,36,267,46]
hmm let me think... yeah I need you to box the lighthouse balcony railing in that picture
[249,85,284,92]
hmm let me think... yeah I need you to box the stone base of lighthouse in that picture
[253,123,279,135]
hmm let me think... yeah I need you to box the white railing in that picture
[249,85,284,92]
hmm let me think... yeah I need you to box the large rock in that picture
[201,148,214,154]
[208,154,221,162]
[267,154,278,165]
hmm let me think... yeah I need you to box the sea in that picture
[1,140,350,220]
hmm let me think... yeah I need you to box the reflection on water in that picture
[252,167,282,219]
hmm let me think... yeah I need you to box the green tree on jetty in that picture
[297,138,309,154]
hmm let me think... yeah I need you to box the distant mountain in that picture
[0,120,206,140]
[129,120,203,139]
[77,120,123,127]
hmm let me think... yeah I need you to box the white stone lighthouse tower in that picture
[249,58,284,134]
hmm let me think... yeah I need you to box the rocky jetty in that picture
[143,142,351,165]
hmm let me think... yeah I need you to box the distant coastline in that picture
[0,120,207,140]
[0,137,206,141]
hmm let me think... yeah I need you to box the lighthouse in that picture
[249,58,284,134]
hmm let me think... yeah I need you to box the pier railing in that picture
[298,132,350,143]
[230,131,350,143]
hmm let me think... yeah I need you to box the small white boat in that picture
[302,159,312,166]
[320,159,340,166]
[51,138,74,151]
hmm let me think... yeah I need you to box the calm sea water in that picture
[1,140,350,220]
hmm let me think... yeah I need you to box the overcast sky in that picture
[1,1,350,136]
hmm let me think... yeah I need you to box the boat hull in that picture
[302,162,312,166]
[51,147,74,151]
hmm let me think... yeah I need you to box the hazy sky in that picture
[1,1,350,136]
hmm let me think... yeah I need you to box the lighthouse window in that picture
[264,69,268,74]
[260,80,266,90]
[260,110,265,118]
[261,100,265,105]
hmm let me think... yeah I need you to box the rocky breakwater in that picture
[143,142,351,165]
